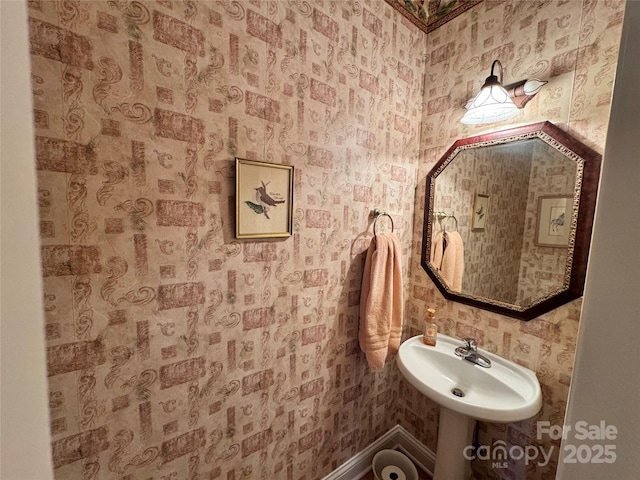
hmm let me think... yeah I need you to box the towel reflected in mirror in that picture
[430,230,464,292]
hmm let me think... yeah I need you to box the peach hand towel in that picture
[430,231,445,270]
[359,233,403,370]
[431,230,464,292]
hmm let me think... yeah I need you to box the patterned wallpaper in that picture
[407,1,625,479]
[28,0,626,479]
[29,1,424,478]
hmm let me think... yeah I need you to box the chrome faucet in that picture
[455,338,491,368]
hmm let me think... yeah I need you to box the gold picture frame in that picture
[534,195,572,247]
[235,158,294,239]
[472,193,490,231]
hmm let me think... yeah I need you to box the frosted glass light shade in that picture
[461,83,520,125]
[523,78,547,95]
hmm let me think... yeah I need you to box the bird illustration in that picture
[550,212,565,232]
[245,201,270,219]
[255,181,285,207]
[475,205,485,220]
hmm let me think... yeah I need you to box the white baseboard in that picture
[393,426,436,477]
[322,425,435,480]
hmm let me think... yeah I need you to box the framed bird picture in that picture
[472,193,489,231]
[534,195,572,247]
[235,158,294,239]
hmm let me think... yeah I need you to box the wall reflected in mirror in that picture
[431,138,578,307]
[421,122,601,320]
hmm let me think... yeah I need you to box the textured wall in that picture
[407,1,625,479]
[29,1,425,478]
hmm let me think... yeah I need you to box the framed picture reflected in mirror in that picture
[472,193,490,231]
[535,195,572,247]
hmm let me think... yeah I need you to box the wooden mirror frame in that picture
[421,121,602,320]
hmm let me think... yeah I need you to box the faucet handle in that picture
[461,338,477,350]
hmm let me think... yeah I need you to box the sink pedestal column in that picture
[433,407,475,480]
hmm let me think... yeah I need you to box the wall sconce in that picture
[461,60,547,125]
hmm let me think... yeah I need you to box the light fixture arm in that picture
[483,59,504,89]
[491,59,503,82]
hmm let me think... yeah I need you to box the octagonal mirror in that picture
[421,121,601,320]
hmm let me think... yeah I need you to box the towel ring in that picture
[434,211,458,231]
[371,209,394,235]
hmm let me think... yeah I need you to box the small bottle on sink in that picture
[423,308,438,346]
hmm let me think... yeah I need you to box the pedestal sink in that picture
[397,334,542,480]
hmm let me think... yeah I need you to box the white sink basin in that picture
[398,334,542,422]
